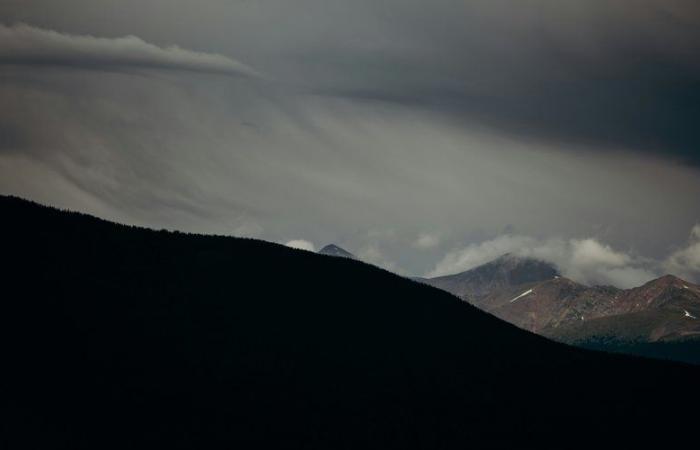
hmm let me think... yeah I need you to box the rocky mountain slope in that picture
[421,255,700,363]
[418,253,560,301]
[544,276,700,343]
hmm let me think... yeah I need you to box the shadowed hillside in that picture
[2,195,699,449]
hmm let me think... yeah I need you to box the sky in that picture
[1,1,700,286]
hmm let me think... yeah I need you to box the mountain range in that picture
[419,254,700,364]
[3,195,700,448]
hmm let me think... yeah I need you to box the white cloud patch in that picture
[563,239,657,288]
[284,239,315,252]
[663,225,700,282]
[0,23,260,77]
[412,233,440,250]
[428,235,658,288]
[569,239,631,268]
[427,235,538,278]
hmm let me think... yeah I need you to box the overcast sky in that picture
[1,1,700,286]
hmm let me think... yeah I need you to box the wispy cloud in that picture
[285,239,316,252]
[412,233,440,250]
[0,23,260,77]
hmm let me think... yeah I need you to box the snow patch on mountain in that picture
[510,289,534,303]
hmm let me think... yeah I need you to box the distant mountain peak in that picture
[495,252,519,260]
[318,244,355,259]
[648,274,689,286]
[620,274,698,308]
[423,253,560,301]
[632,274,697,295]
[491,252,555,266]
[477,253,561,279]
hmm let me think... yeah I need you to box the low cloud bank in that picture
[663,225,700,282]
[428,229,700,288]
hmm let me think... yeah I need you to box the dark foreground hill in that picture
[2,196,700,449]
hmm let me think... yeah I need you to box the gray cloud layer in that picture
[0,2,699,286]
[2,1,698,161]
[0,23,259,77]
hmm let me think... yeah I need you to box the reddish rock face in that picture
[423,255,700,343]
[614,275,700,314]
[484,278,621,333]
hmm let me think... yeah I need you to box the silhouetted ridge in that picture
[2,195,699,449]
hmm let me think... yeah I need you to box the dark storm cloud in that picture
[0,23,260,77]
[1,1,700,283]
[294,0,700,164]
[2,1,698,162]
